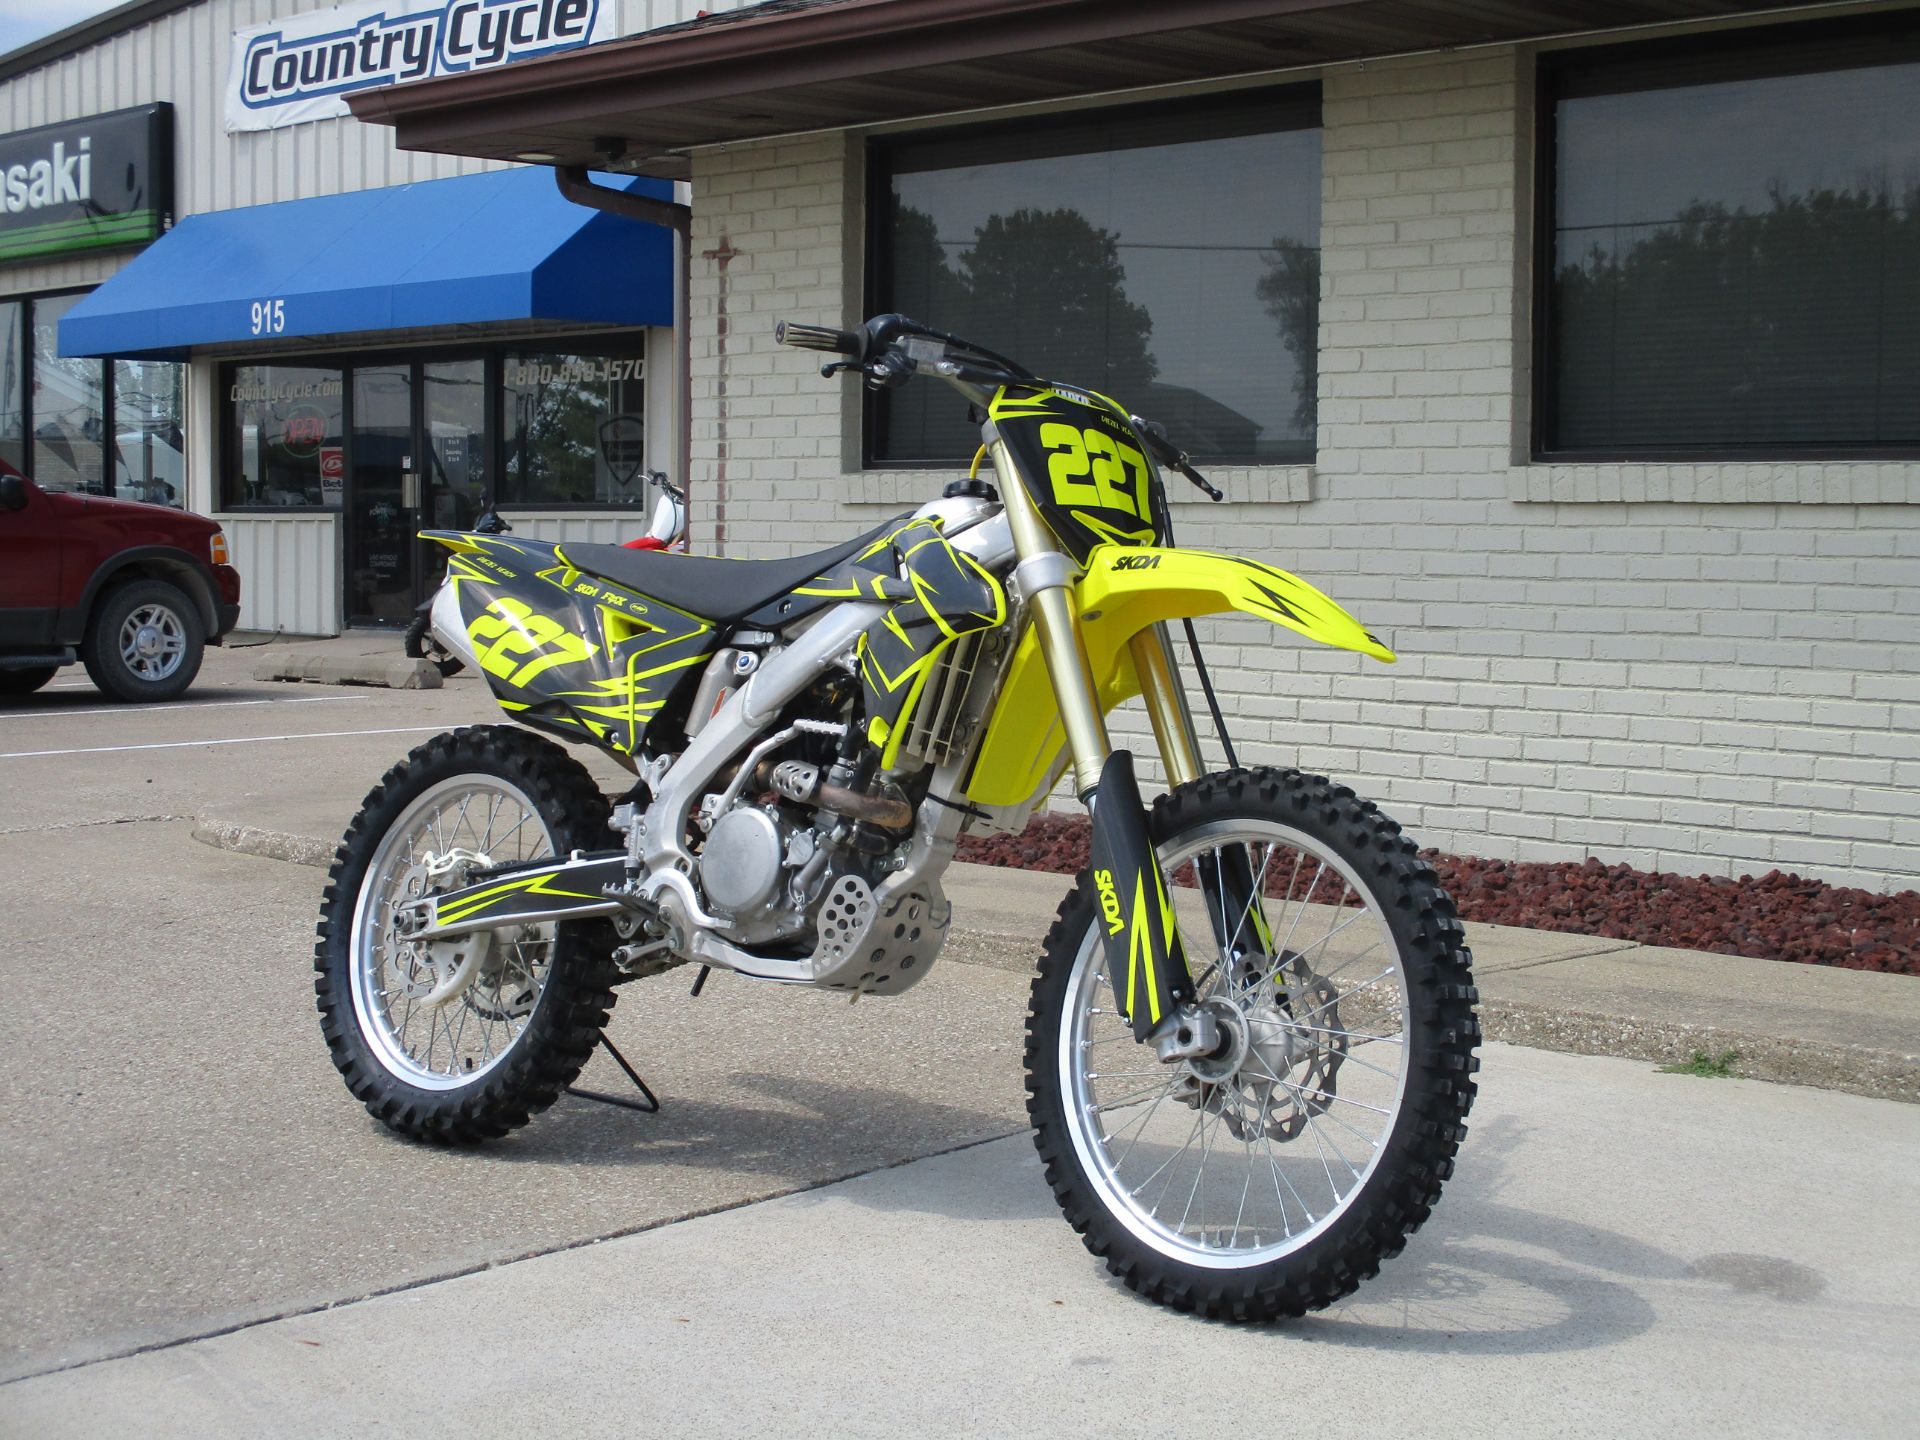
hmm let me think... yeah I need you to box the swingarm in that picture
[391,850,632,941]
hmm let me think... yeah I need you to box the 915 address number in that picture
[250,299,286,336]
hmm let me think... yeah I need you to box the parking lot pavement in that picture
[6,637,1917,1425]
[0,819,1033,1383]
[0,639,632,841]
[0,653,1031,1382]
[5,1042,1916,1440]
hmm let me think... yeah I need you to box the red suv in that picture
[0,460,242,702]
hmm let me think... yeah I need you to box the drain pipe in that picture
[555,167,695,547]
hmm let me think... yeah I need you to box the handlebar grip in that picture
[775,321,862,356]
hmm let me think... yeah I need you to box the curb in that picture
[252,648,443,690]
[190,817,335,869]
[188,818,1918,1105]
[1476,998,1919,1106]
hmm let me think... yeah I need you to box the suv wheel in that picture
[84,580,205,703]
[0,666,59,697]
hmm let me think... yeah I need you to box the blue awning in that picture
[60,168,675,359]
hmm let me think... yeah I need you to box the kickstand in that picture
[565,1031,661,1114]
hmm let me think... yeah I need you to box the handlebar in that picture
[776,313,1223,500]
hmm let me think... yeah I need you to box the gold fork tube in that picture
[1130,623,1204,789]
[990,434,1112,796]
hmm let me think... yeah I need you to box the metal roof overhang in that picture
[347,0,1825,176]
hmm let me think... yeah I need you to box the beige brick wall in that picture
[688,47,1920,893]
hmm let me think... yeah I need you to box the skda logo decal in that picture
[1093,868,1125,936]
[1110,554,1161,570]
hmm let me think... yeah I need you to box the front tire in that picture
[314,726,618,1143]
[1025,766,1479,1320]
[83,579,204,702]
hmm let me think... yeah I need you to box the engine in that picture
[691,670,909,949]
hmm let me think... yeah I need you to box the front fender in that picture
[964,546,1393,807]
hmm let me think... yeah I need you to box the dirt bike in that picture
[315,314,1480,1321]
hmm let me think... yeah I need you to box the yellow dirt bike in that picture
[315,313,1480,1320]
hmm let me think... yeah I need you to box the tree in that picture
[1550,185,1920,448]
[1255,237,1320,439]
[958,207,1157,399]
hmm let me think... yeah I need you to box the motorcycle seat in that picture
[562,514,910,624]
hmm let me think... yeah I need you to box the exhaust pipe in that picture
[761,758,913,831]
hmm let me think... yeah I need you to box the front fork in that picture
[990,432,1270,1051]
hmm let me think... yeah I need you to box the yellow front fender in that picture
[964,547,1394,807]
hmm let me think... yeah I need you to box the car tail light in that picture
[210,531,230,566]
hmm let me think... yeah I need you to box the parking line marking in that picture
[2,694,371,722]
[0,725,445,760]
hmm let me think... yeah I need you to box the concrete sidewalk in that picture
[187,632,1919,1103]
[6,1043,1916,1439]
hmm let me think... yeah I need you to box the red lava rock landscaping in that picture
[955,812,1919,976]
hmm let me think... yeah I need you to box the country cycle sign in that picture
[225,0,615,133]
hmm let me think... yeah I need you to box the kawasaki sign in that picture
[225,0,614,133]
[0,105,173,266]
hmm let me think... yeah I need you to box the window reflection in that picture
[30,294,106,495]
[1549,38,1920,452]
[226,365,346,508]
[113,359,186,507]
[876,92,1321,465]
[503,350,648,506]
[0,302,22,475]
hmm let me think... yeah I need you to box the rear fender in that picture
[965,547,1393,808]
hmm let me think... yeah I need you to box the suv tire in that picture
[84,579,205,703]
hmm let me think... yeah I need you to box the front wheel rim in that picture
[348,775,559,1090]
[119,603,186,682]
[1058,818,1413,1269]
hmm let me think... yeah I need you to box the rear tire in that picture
[0,666,59,696]
[1024,766,1479,1321]
[314,726,619,1144]
[83,579,204,702]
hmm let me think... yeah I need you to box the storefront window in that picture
[0,301,23,474]
[113,358,186,507]
[1542,26,1920,454]
[503,350,648,506]
[870,88,1321,466]
[225,364,346,508]
[30,294,107,494]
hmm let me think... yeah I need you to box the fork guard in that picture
[1086,751,1195,1041]
[395,851,631,940]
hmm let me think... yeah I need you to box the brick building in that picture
[73,0,1920,888]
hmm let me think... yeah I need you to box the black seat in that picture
[563,515,909,624]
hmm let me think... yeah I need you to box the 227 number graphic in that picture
[1039,422,1152,522]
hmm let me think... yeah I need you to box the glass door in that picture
[347,364,415,626]
[416,359,487,604]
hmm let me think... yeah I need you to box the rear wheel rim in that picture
[119,603,186,682]
[348,775,558,1090]
[1058,819,1413,1269]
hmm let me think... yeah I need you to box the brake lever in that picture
[1175,460,1224,502]
[821,360,859,378]
[1132,414,1224,501]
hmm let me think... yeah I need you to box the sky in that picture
[0,0,132,59]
